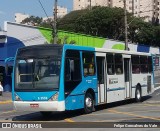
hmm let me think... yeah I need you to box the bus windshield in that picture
[14,44,63,91]
[15,57,61,91]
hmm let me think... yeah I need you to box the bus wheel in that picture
[84,93,94,114]
[135,87,142,102]
[40,111,52,117]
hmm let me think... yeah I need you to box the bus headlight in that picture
[49,92,59,101]
[14,94,22,101]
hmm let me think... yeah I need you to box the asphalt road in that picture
[0,88,160,129]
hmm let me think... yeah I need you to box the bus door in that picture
[123,55,131,98]
[96,53,106,104]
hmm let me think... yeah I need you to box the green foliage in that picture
[58,6,160,46]
[58,9,90,32]
[75,7,125,40]
[50,35,77,45]
[22,16,43,25]
[22,16,53,28]
[23,6,160,46]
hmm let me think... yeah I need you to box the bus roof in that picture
[95,47,152,56]
[17,44,151,56]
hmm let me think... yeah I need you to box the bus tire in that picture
[84,92,94,114]
[135,86,142,102]
[40,111,52,117]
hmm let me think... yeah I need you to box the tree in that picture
[21,7,160,46]
[58,9,90,32]
[58,6,160,46]
[22,16,43,26]
[75,7,126,40]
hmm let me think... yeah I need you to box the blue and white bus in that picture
[12,44,154,114]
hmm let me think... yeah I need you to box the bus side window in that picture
[148,56,152,73]
[132,55,140,74]
[65,59,72,81]
[115,54,123,75]
[65,50,81,81]
[140,56,148,73]
[82,52,95,76]
[107,53,115,75]
[64,50,82,97]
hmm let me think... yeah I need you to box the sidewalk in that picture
[143,87,160,104]
[0,92,12,104]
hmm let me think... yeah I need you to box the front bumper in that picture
[14,101,65,111]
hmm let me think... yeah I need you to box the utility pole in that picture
[124,0,128,50]
[89,0,92,10]
[53,0,58,44]
[154,0,159,25]
[132,0,134,15]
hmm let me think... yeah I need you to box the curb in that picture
[0,100,12,104]
[154,86,160,91]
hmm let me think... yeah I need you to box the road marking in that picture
[0,110,16,115]
[88,108,160,116]
[111,104,154,109]
[114,103,160,110]
[64,118,75,122]
[108,109,160,121]
[128,109,160,113]
[94,117,143,122]
[0,100,12,104]
[143,104,160,107]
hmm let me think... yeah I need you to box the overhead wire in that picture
[38,0,54,29]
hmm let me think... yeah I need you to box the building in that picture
[56,6,68,18]
[73,0,106,10]
[43,16,54,22]
[15,13,30,23]
[43,6,67,22]
[73,0,160,23]
[140,0,160,24]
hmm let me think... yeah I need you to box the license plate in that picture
[30,104,39,108]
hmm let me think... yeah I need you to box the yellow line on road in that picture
[108,109,160,121]
[88,109,160,116]
[128,109,160,113]
[64,118,75,122]
[143,104,160,107]
[0,100,12,104]
[113,104,159,109]
[0,110,16,115]
[110,103,160,110]
[94,117,143,122]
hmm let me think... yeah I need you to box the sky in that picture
[0,0,73,29]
